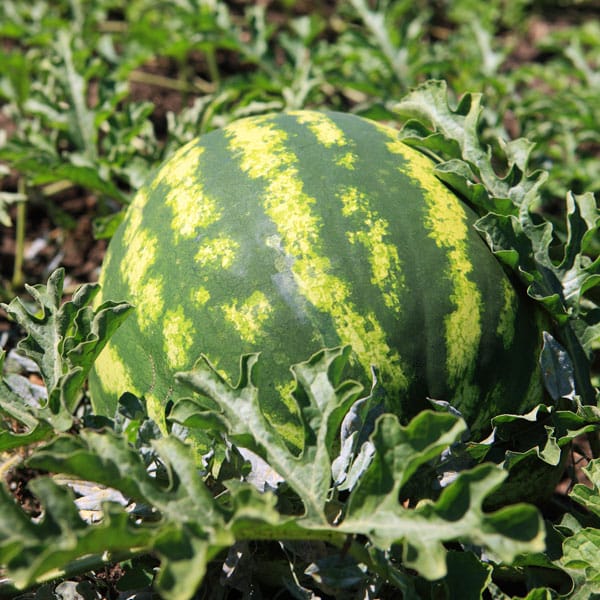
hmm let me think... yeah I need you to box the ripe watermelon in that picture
[89,110,546,441]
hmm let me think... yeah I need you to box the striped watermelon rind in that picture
[89,110,546,441]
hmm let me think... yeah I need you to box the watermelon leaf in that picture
[569,459,600,521]
[477,192,600,326]
[392,79,545,206]
[0,350,54,451]
[0,341,552,597]
[556,460,600,598]
[55,31,97,162]
[476,194,600,404]
[21,430,233,600]
[176,346,546,582]
[339,427,545,580]
[0,476,152,591]
[175,347,364,523]
[466,399,599,478]
[562,528,600,591]
[560,458,600,598]
[1,268,132,432]
[28,431,224,528]
[331,367,385,492]
[540,332,577,402]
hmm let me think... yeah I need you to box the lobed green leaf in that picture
[1,269,132,432]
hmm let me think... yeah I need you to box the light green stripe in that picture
[497,278,517,349]
[386,136,482,389]
[163,305,196,370]
[192,286,211,306]
[225,114,408,391]
[118,187,165,331]
[292,110,348,148]
[339,185,404,312]
[292,111,357,169]
[195,235,239,269]
[151,142,222,242]
[222,290,274,345]
[93,343,137,400]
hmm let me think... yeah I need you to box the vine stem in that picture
[128,69,215,94]
[0,453,23,481]
[205,47,221,88]
[233,521,391,583]
[11,178,26,290]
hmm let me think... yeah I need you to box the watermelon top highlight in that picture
[89,110,545,440]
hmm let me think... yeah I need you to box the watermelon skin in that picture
[89,110,545,440]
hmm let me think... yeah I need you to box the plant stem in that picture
[42,180,76,197]
[11,179,26,290]
[205,47,221,88]
[348,0,409,87]
[233,521,390,582]
[129,69,215,94]
[0,454,24,480]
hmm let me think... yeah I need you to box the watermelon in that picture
[89,110,546,441]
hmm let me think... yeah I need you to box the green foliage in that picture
[557,459,600,597]
[1,0,598,222]
[0,268,130,462]
[1,269,131,434]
